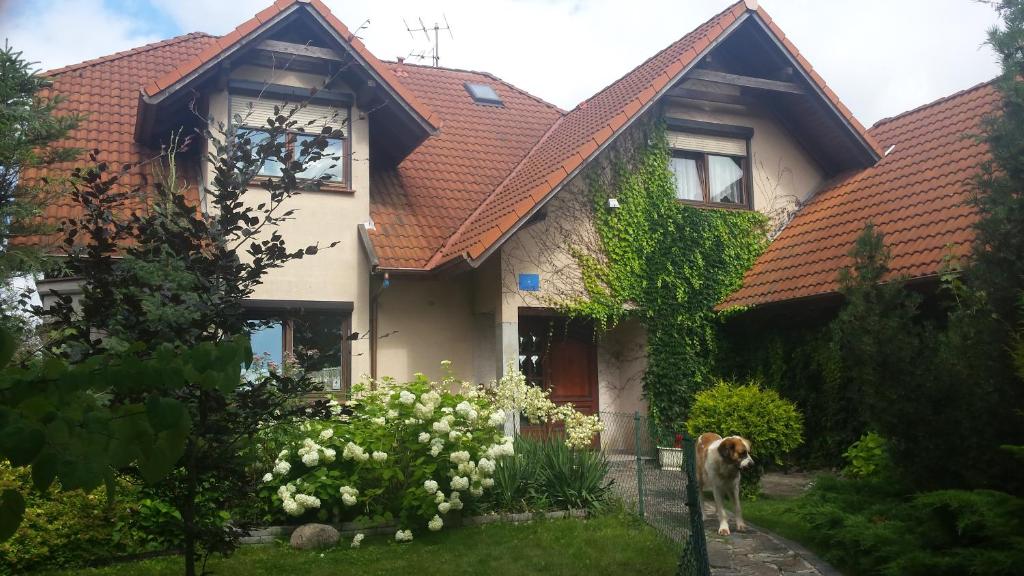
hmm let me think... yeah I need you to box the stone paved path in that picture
[702,471,838,576]
[702,501,837,576]
[607,460,838,576]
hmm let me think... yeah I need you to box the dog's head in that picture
[717,436,754,469]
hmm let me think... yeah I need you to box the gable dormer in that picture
[134,0,438,168]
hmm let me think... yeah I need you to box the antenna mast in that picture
[403,15,454,67]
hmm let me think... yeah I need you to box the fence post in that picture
[634,411,645,519]
[682,432,711,576]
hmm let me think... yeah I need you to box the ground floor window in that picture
[244,300,352,392]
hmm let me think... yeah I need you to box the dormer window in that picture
[230,89,352,191]
[665,119,753,208]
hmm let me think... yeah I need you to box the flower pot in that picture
[657,446,684,471]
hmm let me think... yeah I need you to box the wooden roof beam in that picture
[686,68,805,95]
[256,39,344,63]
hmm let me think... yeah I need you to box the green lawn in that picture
[43,514,680,576]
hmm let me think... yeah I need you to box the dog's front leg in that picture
[732,478,746,532]
[712,485,730,535]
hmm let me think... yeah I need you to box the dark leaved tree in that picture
[37,98,343,575]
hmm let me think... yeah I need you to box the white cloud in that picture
[0,0,162,73]
[1,0,1003,125]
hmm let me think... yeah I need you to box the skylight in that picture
[464,82,503,106]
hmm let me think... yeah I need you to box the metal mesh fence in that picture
[598,411,710,576]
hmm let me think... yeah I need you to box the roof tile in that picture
[722,81,999,308]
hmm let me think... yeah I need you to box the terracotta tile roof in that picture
[13,32,219,249]
[142,0,440,131]
[430,0,881,267]
[369,63,562,269]
[17,0,884,275]
[722,80,1000,308]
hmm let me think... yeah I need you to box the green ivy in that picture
[565,124,767,430]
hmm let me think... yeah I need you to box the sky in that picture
[0,0,1002,126]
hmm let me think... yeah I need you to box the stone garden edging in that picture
[241,509,589,545]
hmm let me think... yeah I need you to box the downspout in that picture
[370,272,389,381]
[359,222,385,381]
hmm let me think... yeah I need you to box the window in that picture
[666,128,750,207]
[244,304,352,392]
[231,94,350,189]
[464,82,503,106]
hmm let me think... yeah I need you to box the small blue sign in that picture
[518,273,540,292]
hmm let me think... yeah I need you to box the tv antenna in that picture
[403,15,453,67]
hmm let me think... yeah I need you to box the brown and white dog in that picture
[696,433,754,536]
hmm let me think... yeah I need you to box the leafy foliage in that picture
[486,436,612,513]
[0,464,142,574]
[28,98,345,575]
[0,43,80,275]
[0,42,80,340]
[842,432,889,479]
[745,475,1024,576]
[686,379,803,491]
[567,123,767,430]
[260,370,510,535]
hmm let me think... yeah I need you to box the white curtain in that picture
[708,155,743,204]
[670,156,703,202]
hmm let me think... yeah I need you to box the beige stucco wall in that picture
[495,98,828,414]
[375,275,479,384]
[203,64,372,378]
[663,101,826,213]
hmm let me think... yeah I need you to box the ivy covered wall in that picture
[563,122,768,429]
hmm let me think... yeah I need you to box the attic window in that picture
[465,82,503,106]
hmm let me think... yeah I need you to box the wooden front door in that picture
[518,314,599,425]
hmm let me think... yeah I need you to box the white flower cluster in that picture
[484,436,515,459]
[488,409,506,428]
[339,485,359,506]
[493,363,604,449]
[343,442,370,462]
[398,390,417,405]
[372,451,388,462]
[278,484,320,516]
[394,529,414,542]
[350,533,364,548]
[298,437,336,467]
[424,479,439,494]
[427,515,443,531]
[455,401,478,422]
[429,437,445,457]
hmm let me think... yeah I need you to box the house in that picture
[23,0,996,418]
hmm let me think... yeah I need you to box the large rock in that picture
[289,523,340,550]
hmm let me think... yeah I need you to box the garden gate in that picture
[598,411,710,576]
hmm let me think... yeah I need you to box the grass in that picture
[42,514,680,576]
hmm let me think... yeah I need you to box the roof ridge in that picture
[42,32,216,76]
[426,1,747,266]
[871,77,998,130]
[569,1,744,114]
[386,60,566,114]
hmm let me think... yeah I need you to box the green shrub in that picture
[843,432,890,479]
[745,474,1024,576]
[686,379,804,492]
[486,436,612,513]
[0,465,141,574]
[537,438,612,511]
[686,379,804,465]
[488,437,547,512]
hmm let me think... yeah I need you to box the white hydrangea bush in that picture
[262,366,515,538]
